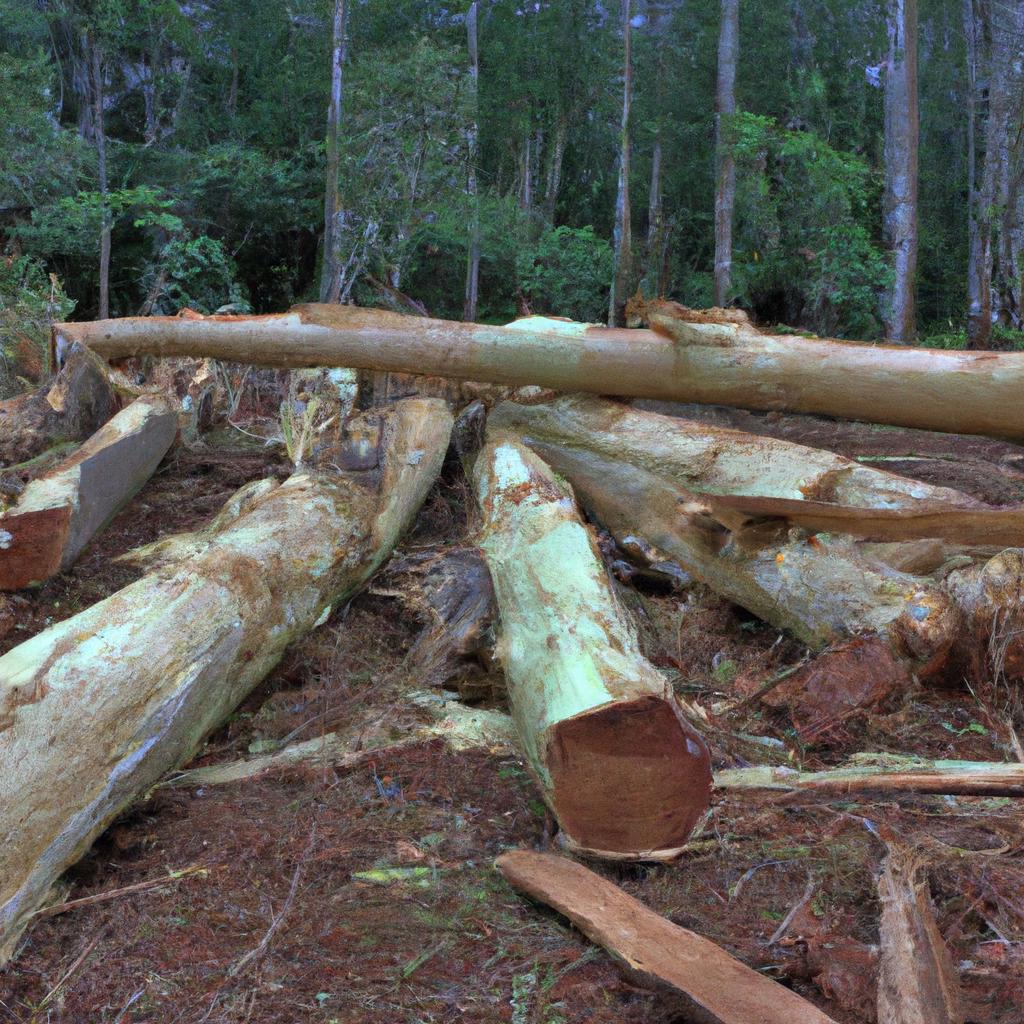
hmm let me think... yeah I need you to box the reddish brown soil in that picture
[2,436,1024,1024]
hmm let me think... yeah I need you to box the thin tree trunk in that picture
[463,2,481,322]
[521,131,533,215]
[646,136,665,296]
[883,0,919,342]
[713,0,738,307]
[609,0,634,327]
[90,38,110,321]
[320,0,348,304]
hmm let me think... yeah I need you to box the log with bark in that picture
[633,400,1024,507]
[0,397,452,964]
[0,395,178,590]
[496,850,838,1024]
[53,300,1024,439]
[0,343,116,468]
[487,399,959,659]
[472,436,711,860]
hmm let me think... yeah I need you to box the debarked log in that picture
[0,343,116,467]
[0,395,178,590]
[54,301,1024,439]
[472,437,711,860]
[488,395,1024,546]
[487,406,958,657]
[496,850,838,1024]
[0,397,452,964]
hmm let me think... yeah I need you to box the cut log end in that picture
[546,694,711,857]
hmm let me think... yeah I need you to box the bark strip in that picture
[0,397,452,964]
[53,302,1024,439]
[496,850,838,1024]
[0,395,177,590]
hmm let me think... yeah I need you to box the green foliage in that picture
[142,234,250,315]
[729,111,891,337]
[516,226,614,322]
[0,255,74,395]
[919,324,1024,351]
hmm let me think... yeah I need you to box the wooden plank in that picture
[496,850,837,1024]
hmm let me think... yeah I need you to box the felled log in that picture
[716,753,1024,800]
[54,302,1024,439]
[0,398,452,963]
[876,840,963,1024]
[487,404,957,656]
[496,850,838,1024]
[490,395,1024,546]
[634,400,1024,506]
[0,343,116,467]
[473,437,711,860]
[0,395,177,590]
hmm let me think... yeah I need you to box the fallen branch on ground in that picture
[473,436,711,860]
[0,397,452,964]
[0,395,177,589]
[496,849,838,1024]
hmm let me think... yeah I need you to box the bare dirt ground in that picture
[2,430,1024,1024]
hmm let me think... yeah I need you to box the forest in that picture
[4,2,1024,1024]
[3,0,1024,385]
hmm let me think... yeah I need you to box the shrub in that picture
[516,225,613,323]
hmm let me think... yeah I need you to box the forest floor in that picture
[2,428,1024,1024]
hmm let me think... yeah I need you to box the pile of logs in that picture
[4,300,1024,1018]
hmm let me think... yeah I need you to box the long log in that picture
[53,302,1024,439]
[0,395,178,590]
[0,397,452,963]
[0,343,116,467]
[486,406,958,655]
[496,850,838,1024]
[473,437,711,860]
[489,395,1024,546]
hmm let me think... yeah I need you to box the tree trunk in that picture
[0,398,452,964]
[646,135,666,296]
[496,851,839,1024]
[0,344,116,468]
[713,0,739,307]
[608,0,634,327]
[463,1,481,322]
[473,437,711,860]
[542,115,568,225]
[716,754,1024,800]
[55,304,1024,440]
[0,395,177,591]
[488,395,1020,544]
[91,38,111,321]
[883,0,919,342]
[320,0,348,304]
[633,398,1024,506]
[487,401,958,658]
